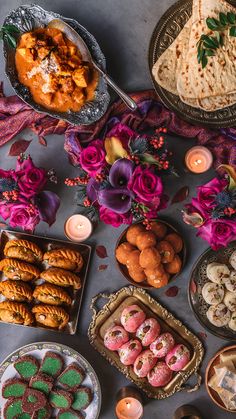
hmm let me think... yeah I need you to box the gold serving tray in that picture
[88,286,204,399]
[0,230,92,335]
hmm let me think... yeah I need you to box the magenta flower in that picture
[99,206,133,227]
[106,123,135,149]
[197,218,236,250]
[16,156,47,198]
[196,177,228,212]
[128,166,163,208]
[8,203,40,232]
[0,202,14,220]
[80,140,106,176]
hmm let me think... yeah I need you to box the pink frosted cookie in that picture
[104,325,129,351]
[118,339,142,365]
[148,361,173,387]
[120,305,146,333]
[165,344,190,371]
[133,350,157,378]
[150,332,175,358]
[136,318,161,346]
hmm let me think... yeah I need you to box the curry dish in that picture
[15,27,98,113]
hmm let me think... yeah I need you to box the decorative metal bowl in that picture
[3,4,110,125]
[115,219,186,289]
[188,241,236,341]
[148,0,236,128]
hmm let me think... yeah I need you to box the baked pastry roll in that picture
[4,239,43,263]
[0,280,33,302]
[0,301,34,325]
[41,268,81,289]
[32,304,69,329]
[43,248,83,272]
[33,283,72,306]
[0,258,40,281]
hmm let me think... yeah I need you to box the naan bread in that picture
[177,0,236,100]
[152,16,192,95]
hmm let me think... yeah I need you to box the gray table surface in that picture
[0,1,234,418]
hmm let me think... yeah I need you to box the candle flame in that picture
[76,224,84,230]
[126,402,131,409]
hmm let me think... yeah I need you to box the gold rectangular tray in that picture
[88,286,204,399]
[0,230,92,335]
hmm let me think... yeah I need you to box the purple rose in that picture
[8,203,40,232]
[128,166,163,208]
[197,219,236,250]
[99,206,132,227]
[197,177,228,212]
[80,140,106,176]
[16,156,47,198]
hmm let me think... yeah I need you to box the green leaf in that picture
[5,33,17,48]
[2,24,20,33]
[206,17,221,30]
[201,55,208,69]
[197,45,204,63]
[227,12,236,24]
[0,32,3,40]
[219,12,228,26]
[203,37,218,49]
[204,49,215,56]
[140,153,161,166]
[219,33,224,46]
[230,26,236,37]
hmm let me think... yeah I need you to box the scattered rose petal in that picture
[171,186,189,204]
[190,279,197,294]
[96,245,108,258]
[8,139,31,156]
[98,264,108,271]
[198,331,207,340]
[39,136,47,147]
[165,286,179,297]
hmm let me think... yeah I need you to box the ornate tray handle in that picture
[179,370,202,393]
[90,292,114,316]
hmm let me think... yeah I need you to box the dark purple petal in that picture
[97,187,133,214]
[36,191,60,226]
[86,178,100,203]
[109,158,134,188]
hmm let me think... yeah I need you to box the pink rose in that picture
[9,203,40,232]
[128,166,163,208]
[0,202,13,220]
[80,140,106,176]
[99,206,133,227]
[197,219,236,250]
[197,178,228,212]
[16,156,47,198]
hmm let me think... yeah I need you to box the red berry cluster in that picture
[95,172,106,182]
[83,197,91,207]
[65,175,89,186]
[224,207,236,216]
[127,154,140,164]
[143,218,152,230]
[27,203,37,215]
[150,135,164,149]
[2,190,19,201]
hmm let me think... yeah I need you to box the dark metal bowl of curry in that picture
[3,4,110,125]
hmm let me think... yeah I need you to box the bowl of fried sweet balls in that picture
[115,220,186,289]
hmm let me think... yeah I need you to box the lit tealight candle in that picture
[116,387,143,419]
[64,214,92,242]
[185,146,213,174]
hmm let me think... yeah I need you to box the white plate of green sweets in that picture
[0,342,101,419]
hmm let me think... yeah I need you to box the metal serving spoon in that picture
[48,19,137,111]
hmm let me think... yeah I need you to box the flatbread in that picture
[177,0,236,100]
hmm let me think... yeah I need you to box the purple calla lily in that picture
[109,158,134,188]
[36,191,60,226]
[86,178,101,203]
[97,187,133,214]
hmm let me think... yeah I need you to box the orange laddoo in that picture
[139,247,161,269]
[146,270,169,288]
[150,221,167,239]
[126,250,142,271]
[126,224,145,246]
[136,232,156,251]
[116,242,136,265]
[165,233,183,253]
[128,268,146,283]
[156,240,175,264]
[165,255,182,274]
